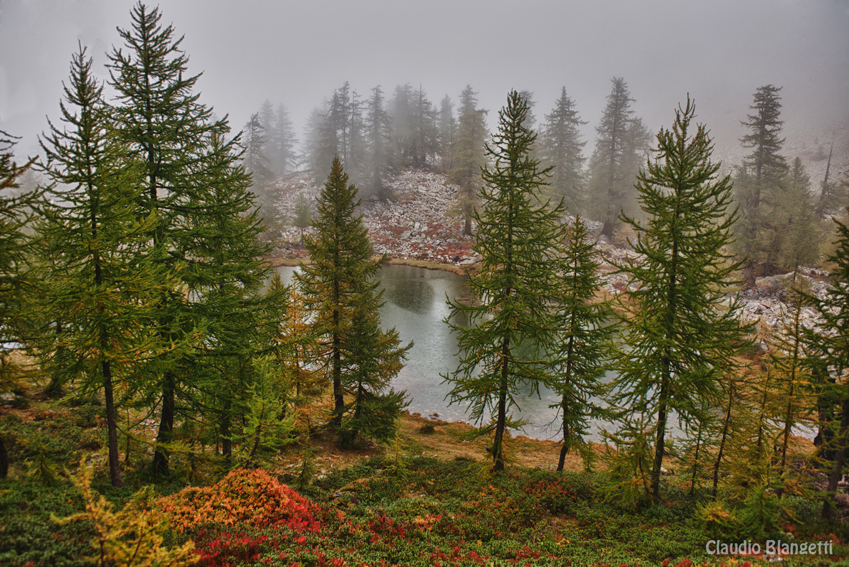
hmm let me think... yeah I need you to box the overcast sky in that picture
[1,0,848,164]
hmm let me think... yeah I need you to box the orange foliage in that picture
[158,468,320,534]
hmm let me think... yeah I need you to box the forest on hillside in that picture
[2,2,849,565]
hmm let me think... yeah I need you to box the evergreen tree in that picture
[772,157,820,272]
[362,85,394,201]
[243,112,274,190]
[37,45,164,487]
[295,158,410,448]
[0,131,35,479]
[438,94,456,170]
[444,91,562,472]
[538,87,587,211]
[586,78,650,237]
[549,215,613,471]
[271,103,298,176]
[108,2,245,473]
[180,127,278,464]
[609,98,747,504]
[811,209,849,519]
[449,85,488,235]
[769,289,814,489]
[292,192,311,244]
[734,85,788,281]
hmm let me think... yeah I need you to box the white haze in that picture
[1,0,848,168]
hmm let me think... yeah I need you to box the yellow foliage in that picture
[54,459,196,567]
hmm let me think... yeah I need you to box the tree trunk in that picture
[651,377,669,504]
[103,360,123,487]
[152,370,176,475]
[492,337,510,473]
[0,434,8,479]
[823,398,849,520]
[713,381,734,495]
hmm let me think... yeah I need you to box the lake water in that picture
[274,263,612,441]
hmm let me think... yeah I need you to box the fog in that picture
[2,0,848,166]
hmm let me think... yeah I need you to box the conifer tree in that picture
[539,87,587,211]
[108,2,244,473]
[180,127,278,463]
[38,45,162,486]
[549,215,613,471]
[438,95,456,170]
[444,91,562,472]
[773,158,819,272]
[449,85,488,235]
[363,86,394,201]
[292,192,312,244]
[769,289,814,488]
[0,131,35,479]
[296,158,410,448]
[243,112,274,191]
[734,85,788,281]
[586,78,650,237]
[609,98,747,503]
[811,209,849,519]
[273,103,298,175]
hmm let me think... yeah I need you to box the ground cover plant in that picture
[2,399,848,567]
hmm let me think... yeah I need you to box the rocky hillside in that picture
[264,167,837,341]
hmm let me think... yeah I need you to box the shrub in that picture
[158,468,321,534]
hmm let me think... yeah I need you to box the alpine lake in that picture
[274,263,615,442]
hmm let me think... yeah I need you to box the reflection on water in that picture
[274,263,603,441]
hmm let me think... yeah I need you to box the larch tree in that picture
[538,87,587,211]
[0,131,35,479]
[438,94,456,170]
[586,77,651,237]
[362,85,394,201]
[772,157,820,273]
[449,85,488,235]
[444,91,563,472]
[734,85,788,281]
[812,208,849,519]
[270,103,298,176]
[609,98,747,504]
[180,126,280,464]
[108,2,242,474]
[295,158,410,448]
[549,215,613,471]
[38,45,164,487]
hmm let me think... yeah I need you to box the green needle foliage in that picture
[549,215,614,471]
[812,209,849,519]
[609,97,748,504]
[0,130,35,479]
[108,2,245,474]
[38,45,165,487]
[296,157,411,448]
[444,90,563,472]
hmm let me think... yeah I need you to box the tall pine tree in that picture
[609,98,747,503]
[549,215,613,471]
[444,91,562,472]
[586,78,650,237]
[108,2,247,473]
[296,158,410,448]
[38,45,163,487]
[734,85,788,281]
[538,87,587,211]
[449,85,488,235]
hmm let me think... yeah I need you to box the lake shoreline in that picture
[267,253,475,277]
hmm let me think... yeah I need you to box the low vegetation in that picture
[1,395,846,566]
